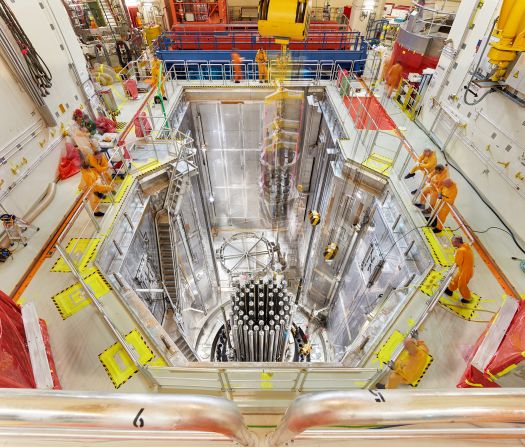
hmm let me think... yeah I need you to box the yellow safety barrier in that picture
[51,238,102,273]
[99,329,155,389]
[394,78,423,121]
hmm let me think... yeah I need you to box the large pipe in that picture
[0,389,256,446]
[0,182,56,248]
[268,389,525,447]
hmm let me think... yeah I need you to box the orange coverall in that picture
[255,49,268,81]
[386,63,403,96]
[79,167,112,211]
[410,151,437,174]
[420,166,448,209]
[231,52,243,82]
[88,152,111,184]
[435,181,457,231]
[386,340,430,389]
[448,243,474,302]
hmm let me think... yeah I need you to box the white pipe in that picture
[0,182,56,248]
[0,389,256,446]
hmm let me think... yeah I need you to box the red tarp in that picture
[485,300,525,378]
[0,290,61,389]
[343,95,397,131]
[458,300,525,387]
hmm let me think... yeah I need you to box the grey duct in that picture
[0,182,56,248]
[0,19,56,127]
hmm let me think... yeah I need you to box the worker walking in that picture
[255,48,268,82]
[385,61,403,98]
[430,178,457,233]
[445,236,474,304]
[231,51,243,83]
[415,164,448,213]
[404,148,437,179]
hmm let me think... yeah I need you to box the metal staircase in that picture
[154,147,199,361]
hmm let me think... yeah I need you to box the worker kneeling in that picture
[381,337,430,389]
[415,164,448,213]
[404,148,437,180]
[445,236,474,304]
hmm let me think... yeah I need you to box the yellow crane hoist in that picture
[487,0,525,81]
[258,0,311,64]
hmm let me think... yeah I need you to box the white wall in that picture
[417,0,525,242]
[0,0,90,217]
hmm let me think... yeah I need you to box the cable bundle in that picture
[0,0,52,96]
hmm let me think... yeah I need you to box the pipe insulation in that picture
[0,182,56,248]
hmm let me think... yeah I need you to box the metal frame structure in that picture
[155,29,368,63]
[40,48,522,398]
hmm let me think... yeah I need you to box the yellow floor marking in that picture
[440,291,483,321]
[101,175,133,203]
[147,357,167,367]
[422,227,456,267]
[362,153,393,176]
[51,238,101,273]
[419,270,444,297]
[99,329,155,389]
[375,330,405,366]
[375,330,433,387]
[407,354,433,387]
[51,269,111,320]
[132,158,162,174]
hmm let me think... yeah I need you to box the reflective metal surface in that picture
[0,389,256,446]
[268,389,525,446]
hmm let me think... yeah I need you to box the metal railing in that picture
[147,363,378,398]
[0,389,256,446]
[155,30,364,52]
[162,59,368,87]
[2,388,525,446]
[267,389,525,446]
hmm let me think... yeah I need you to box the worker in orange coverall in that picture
[255,48,268,82]
[231,51,243,83]
[430,178,457,233]
[445,236,474,304]
[385,61,403,98]
[404,148,437,179]
[415,164,448,213]
[384,338,430,389]
[88,148,111,184]
[79,160,113,217]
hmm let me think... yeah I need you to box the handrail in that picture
[0,389,256,446]
[267,389,525,446]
